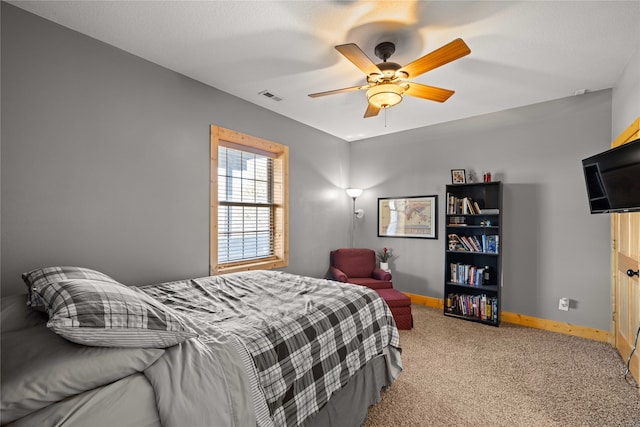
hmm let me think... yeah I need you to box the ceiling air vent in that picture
[258,90,284,102]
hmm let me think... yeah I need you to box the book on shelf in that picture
[471,235,482,251]
[463,197,476,214]
[448,194,480,215]
[445,293,498,322]
[473,201,482,214]
[448,233,499,253]
[447,194,458,214]
[460,235,476,251]
[486,235,499,253]
[450,262,486,286]
[447,194,499,216]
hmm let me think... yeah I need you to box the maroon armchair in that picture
[330,248,413,330]
[329,248,392,290]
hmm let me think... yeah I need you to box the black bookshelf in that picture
[444,182,502,326]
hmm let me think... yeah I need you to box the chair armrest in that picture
[372,268,392,281]
[329,266,348,282]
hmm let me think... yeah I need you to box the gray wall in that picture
[1,4,351,294]
[612,44,640,140]
[349,91,613,330]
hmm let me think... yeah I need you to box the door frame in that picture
[610,117,640,384]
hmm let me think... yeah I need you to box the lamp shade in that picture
[346,188,363,198]
[366,84,403,109]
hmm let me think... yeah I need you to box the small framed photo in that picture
[451,169,466,184]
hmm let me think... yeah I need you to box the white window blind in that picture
[217,145,274,264]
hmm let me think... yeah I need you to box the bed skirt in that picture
[306,346,402,427]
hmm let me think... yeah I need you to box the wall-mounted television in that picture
[582,137,640,214]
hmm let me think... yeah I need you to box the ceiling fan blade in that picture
[335,43,382,76]
[404,83,455,103]
[399,38,470,79]
[308,84,370,98]
[364,103,380,118]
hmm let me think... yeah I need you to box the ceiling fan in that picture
[308,38,471,118]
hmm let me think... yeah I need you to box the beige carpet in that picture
[365,304,640,427]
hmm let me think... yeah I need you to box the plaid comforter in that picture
[140,270,401,427]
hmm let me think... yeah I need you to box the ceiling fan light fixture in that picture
[367,84,403,109]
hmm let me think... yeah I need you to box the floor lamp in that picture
[346,188,364,247]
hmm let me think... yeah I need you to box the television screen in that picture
[582,138,640,214]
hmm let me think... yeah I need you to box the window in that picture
[210,125,288,274]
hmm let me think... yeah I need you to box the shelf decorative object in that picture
[444,182,502,326]
[451,169,466,184]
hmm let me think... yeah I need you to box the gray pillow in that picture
[22,266,120,311]
[0,294,47,333]
[1,325,164,423]
[35,278,197,348]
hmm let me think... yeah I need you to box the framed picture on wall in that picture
[378,195,438,239]
[451,169,466,184]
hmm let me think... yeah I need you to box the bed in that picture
[1,268,402,427]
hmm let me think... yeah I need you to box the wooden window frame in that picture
[210,125,289,275]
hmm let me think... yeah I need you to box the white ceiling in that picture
[10,1,640,142]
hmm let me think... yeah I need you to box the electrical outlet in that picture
[558,298,570,311]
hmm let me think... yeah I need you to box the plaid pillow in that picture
[22,266,119,311]
[35,279,197,348]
